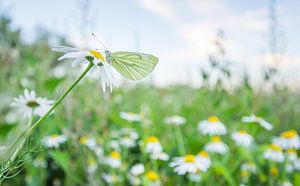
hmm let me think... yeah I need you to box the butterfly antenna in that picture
[92,33,107,50]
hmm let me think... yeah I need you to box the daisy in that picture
[130,163,145,176]
[11,89,53,118]
[105,151,122,168]
[144,136,163,154]
[204,136,228,154]
[198,116,227,136]
[242,114,273,130]
[118,128,139,148]
[164,115,186,126]
[150,152,170,161]
[119,112,141,122]
[87,159,98,174]
[263,144,284,162]
[196,151,211,171]
[280,180,293,186]
[129,175,142,186]
[273,130,300,149]
[42,134,67,148]
[79,136,97,150]
[52,46,119,92]
[231,130,253,147]
[102,173,121,184]
[170,154,199,175]
[145,170,160,186]
[241,162,257,173]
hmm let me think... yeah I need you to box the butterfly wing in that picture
[110,51,158,80]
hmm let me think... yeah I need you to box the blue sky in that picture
[3,0,300,87]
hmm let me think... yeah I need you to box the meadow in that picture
[1,14,300,186]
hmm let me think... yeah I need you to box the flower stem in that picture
[174,126,186,155]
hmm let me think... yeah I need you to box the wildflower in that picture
[42,134,67,148]
[144,136,163,154]
[285,149,298,162]
[241,162,257,174]
[270,166,279,176]
[198,116,227,136]
[120,112,141,122]
[188,173,201,182]
[242,114,273,130]
[87,159,98,174]
[264,144,284,162]
[164,115,186,126]
[170,154,198,175]
[118,128,139,148]
[204,136,228,154]
[102,173,121,184]
[79,136,97,149]
[195,151,211,171]
[105,151,122,168]
[150,152,169,161]
[11,89,53,118]
[273,130,300,149]
[145,170,160,186]
[129,175,142,186]
[32,156,47,168]
[52,46,119,92]
[280,180,293,186]
[231,130,253,147]
[130,163,145,176]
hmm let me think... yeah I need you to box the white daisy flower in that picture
[120,112,142,122]
[144,136,163,154]
[129,175,142,186]
[42,134,67,148]
[204,136,228,154]
[150,152,169,161]
[130,163,145,176]
[11,89,53,118]
[145,171,160,186]
[280,180,293,186]
[110,140,121,151]
[198,116,227,136]
[87,159,98,174]
[52,46,119,92]
[272,130,300,150]
[242,114,273,130]
[164,115,186,126]
[241,162,257,173]
[119,128,139,148]
[105,151,122,168]
[293,158,300,171]
[170,154,199,175]
[196,151,211,172]
[285,149,298,162]
[102,173,121,184]
[231,130,253,147]
[263,144,284,162]
[79,136,97,149]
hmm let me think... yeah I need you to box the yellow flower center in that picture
[146,171,159,181]
[270,166,279,176]
[270,144,282,151]
[208,116,220,123]
[239,130,248,134]
[241,170,250,177]
[89,50,105,61]
[79,136,88,144]
[110,151,121,159]
[146,136,159,143]
[286,149,296,154]
[212,136,221,142]
[26,100,39,108]
[50,134,59,139]
[281,130,298,138]
[198,151,209,157]
[184,155,196,163]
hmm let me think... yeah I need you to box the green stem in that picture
[174,125,186,155]
[28,62,93,133]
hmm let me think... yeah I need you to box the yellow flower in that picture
[146,170,159,181]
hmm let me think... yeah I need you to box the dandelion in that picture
[105,151,122,168]
[196,151,211,171]
[130,163,145,176]
[52,46,119,92]
[170,154,198,175]
[79,136,97,149]
[264,144,284,162]
[273,130,300,149]
[119,112,141,122]
[198,116,227,136]
[10,89,53,118]
[242,114,273,130]
[164,115,186,125]
[144,136,163,154]
[42,134,67,148]
[204,136,228,154]
[145,170,160,186]
[231,130,253,147]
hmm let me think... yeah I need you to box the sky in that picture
[2,0,300,87]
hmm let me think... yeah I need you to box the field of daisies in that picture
[1,16,300,186]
